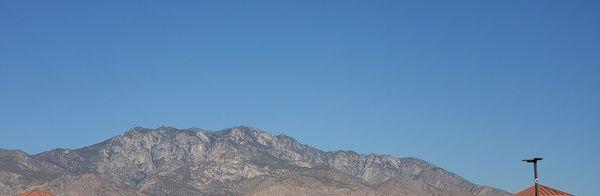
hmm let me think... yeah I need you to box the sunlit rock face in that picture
[1,126,513,196]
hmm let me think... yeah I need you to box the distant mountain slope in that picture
[0,126,512,196]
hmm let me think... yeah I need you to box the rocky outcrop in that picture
[0,126,512,196]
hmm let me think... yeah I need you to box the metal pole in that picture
[534,161,539,196]
[523,158,543,196]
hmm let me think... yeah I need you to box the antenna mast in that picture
[523,158,543,196]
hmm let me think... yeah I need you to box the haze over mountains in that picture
[0,126,512,196]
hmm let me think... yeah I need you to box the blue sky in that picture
[1,1,599,195]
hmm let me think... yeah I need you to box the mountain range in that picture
[0,126,512,196]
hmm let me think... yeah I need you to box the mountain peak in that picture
[157,124,178,130]
[221,125,265,135]
[229,125,258,130]
[124,126,152,135]
[0,126,512,196]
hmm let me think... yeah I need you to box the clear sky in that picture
[1,1,599,195]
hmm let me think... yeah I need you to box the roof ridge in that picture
[515,184,573,196]
[19,188,53,196]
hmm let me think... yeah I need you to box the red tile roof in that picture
[18,189,53,196]
[516,184,573,196]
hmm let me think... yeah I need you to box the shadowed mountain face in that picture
[0,126,513,196]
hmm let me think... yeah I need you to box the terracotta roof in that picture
[516,184,573,196]
[18,189,53,196]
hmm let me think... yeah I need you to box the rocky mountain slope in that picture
[0,126,512,196]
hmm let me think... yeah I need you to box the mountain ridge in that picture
[0,125,512,196]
